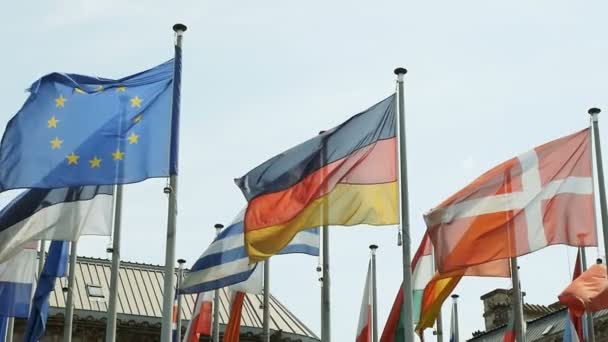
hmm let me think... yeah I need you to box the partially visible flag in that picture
[380,234,509,341]
[224,291,246,342]
[503,314,515,342]
[0,315,7,342]
[184,291,214,341]
[236,95,398,261]
[0,186,113,263]
[568,251,584,342]
[559,263,608,316]
[356,262,372,342]
[0,242,37,317]
[23,240,68,342]
[0,59,176,192]
[180,208,319,294]
[171,285,179,342]
[425,129,596,274]
[563,312,581,342]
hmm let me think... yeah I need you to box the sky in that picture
[1,1,608,341]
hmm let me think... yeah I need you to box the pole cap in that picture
[214,223,224,230]
[173,23,187,33]
[451,294,459,299]
[369,244,378,250]
[589,108,601,115]
[177,258,186,265]
[394,67,408,75]
[597,258,603,264]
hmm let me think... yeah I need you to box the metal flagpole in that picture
[176,259,186,341]
[589,108,608,267]
[263,259,271,342]
[430,247,443,342]
[212,224,223,342]
[105,184,124,342]
[319,130,331,342]
[160,23,187,342]
[579,247,596,342]
[394,67,415,341]
[509,258,525,342]
[370,245,379,342]
[64,240,78,342]
[450,295,460,342]
[38,240,46,275]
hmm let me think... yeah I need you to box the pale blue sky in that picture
[1,1,608,340]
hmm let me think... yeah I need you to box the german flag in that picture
[236,95,398,261]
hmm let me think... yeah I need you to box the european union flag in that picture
[0,60,176,191]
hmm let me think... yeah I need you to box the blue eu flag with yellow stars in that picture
[0,59,177,191]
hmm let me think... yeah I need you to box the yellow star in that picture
[66,152,79,165]
[127,132,139,144]
[47,116,59,128]
[50,137,63,149]
[74,88,86,94]
[133,114,143,123]
[55,95,66,108]
[112,149,125,161]
[89,156,102,168]
[130,96,142,108]
[116,86,127,92]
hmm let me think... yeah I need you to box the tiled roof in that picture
[47,256,318,340]
[469,307,608,341]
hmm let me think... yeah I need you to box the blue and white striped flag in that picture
[180,209,319,294]
[0,242,37,318]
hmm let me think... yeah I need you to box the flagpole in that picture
[394,67,415,342]
[263,259,271,342]
[451,295,460,342]
[430,246,444,342]
[38,240,46,274]
[212,224,223,342]
[589,108,608,266]
[370,245,378,342]
[579,247,596,342]
[105,184,124,342]
[160,23,187,342]
[319,130,331,342]
[509,258,525,342]
[176,258,186,341]
[63,240,78,342]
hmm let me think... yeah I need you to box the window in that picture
[86,284,105,301]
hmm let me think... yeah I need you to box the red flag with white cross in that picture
[425,128,597,274]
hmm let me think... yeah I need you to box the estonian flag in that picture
[0,186,113,263]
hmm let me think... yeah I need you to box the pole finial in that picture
[394,67,407,75]
[177,258,186,265]
[451,294,459,299]
[589,108,601,115]
[369,244,379,250]
[173,23,187,33]
[214,223,224,230]
[597,258,603,264]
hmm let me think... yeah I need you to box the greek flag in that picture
[180,208,319,294]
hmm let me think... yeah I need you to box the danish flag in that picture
[425,128,597,274]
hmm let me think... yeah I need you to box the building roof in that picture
[469,306,608,341]
[47,255,319,341]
